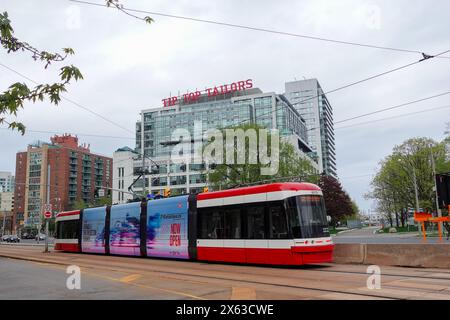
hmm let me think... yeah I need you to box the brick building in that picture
[13,134,112,230]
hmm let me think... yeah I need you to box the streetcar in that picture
[55,182,334,265]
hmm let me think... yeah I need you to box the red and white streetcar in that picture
[55,182,334,265]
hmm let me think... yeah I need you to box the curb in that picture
[0,252,68,267]
[0,244,54,247]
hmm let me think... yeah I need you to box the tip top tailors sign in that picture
[162,79,253,107]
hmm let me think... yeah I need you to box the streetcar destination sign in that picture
[162,79,253,107]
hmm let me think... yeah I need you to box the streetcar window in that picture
[199,209,224,239]
[269,206,288,239]
[246,206,265,239]
[223,207,241,239]
[286,195,330,238]
[286,200,302,238]
[56,220,79,239]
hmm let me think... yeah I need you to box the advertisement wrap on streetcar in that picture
[55,183,334,266]
[109,202,141,256]
[147,196,190,259]
[81,206,107,254]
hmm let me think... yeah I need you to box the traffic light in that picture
[163,187,171,198]
[203,186,209,193]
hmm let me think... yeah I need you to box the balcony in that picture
[94,161,103,169]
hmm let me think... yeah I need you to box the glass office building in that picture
[128,87,318,197]
[284,79,337,177]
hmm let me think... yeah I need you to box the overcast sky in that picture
[1,0,449,213]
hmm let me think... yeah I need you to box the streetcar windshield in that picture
[286,195,330,238]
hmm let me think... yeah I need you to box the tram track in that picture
[0,253,401,300]
[1,246,449,300]
[310,267,450,281]
[131,267,403,300]
[67,258,450,300]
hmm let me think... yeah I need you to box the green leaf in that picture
[144,16,154,24]
[63,47,75,55]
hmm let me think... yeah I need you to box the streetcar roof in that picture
[56,210,80,218]
[197,182,321,201]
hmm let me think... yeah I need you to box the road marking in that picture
[230,287,256,300]
[23,259,207,300]
[119,274,142,283]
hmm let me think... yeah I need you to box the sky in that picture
[1,0,449,213]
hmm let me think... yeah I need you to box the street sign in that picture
[98,188,105,197]
[44,203,52,219]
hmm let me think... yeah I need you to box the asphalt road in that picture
[0,257,161,299]
[332,227,450,244]
[0,246,450,300]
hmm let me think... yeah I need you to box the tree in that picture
[367,135,450,227]
[204,123,318,190]
[93,196,112,207]
[318,175,354,227]
[70,199,87,210]
[349,200,361,220]
[1,1,154,135]
[0,11,83,134]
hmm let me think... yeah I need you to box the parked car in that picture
[6,235,20,243]
[2,235,10,241]
[35,234,46,241]
[21,233,35,239]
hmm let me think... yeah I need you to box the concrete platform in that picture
[334,243,450,269]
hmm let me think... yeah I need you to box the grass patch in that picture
[329,227,339,235]
[380,225,419,233]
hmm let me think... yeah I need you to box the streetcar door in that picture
[244,205,269,264]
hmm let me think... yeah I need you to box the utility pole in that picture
[411,167,423,236]
[142,154,146,197]
[430,144,442,216]
[141,111,146,198]
[412,167,420,213]
[44,164,50,253]
[1,210,6,237]
[429,144,443,232]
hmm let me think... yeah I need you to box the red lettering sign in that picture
[162,79,253,107]
[169,223,181,246]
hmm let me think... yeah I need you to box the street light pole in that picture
[399,157,421,235]
[1,210,6,237]
[412,167,420,213]
[429,144,443,234]
[429,145,442,216]
[44,164,50,253]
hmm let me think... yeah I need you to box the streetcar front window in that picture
[286,195,330,238]
[56,220,79,239]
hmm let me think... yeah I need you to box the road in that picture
[0,245,449,300]
[1,238,54,246]
[333,227,450,244]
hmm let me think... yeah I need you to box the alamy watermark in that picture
[170,121,280,175]
[366,265,381,289]
[66,265,81,290]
